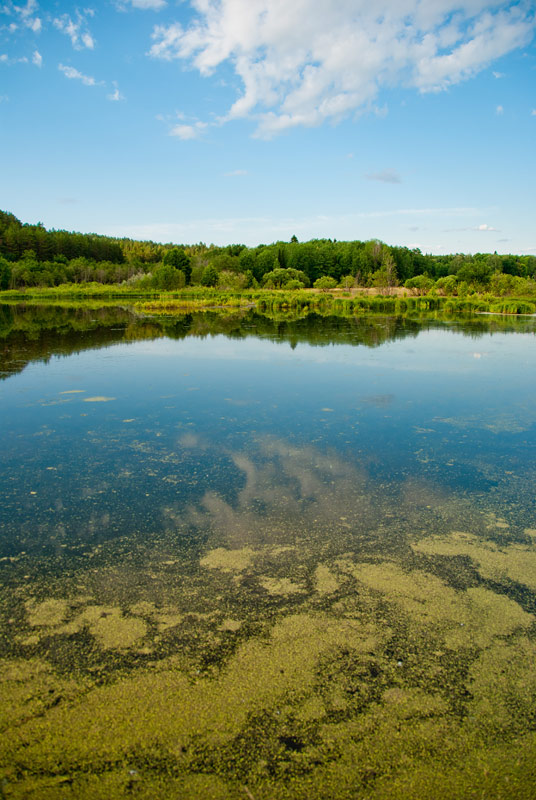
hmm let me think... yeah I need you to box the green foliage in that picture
[314,276,337,291]
[435,275,458,295]
[0,256,12,290]
[404,275,434,295]
[286,279,305,289]
[151,264,186,291]
[201,264,219,287]
[262,267,310,289]
[489,300,536,314]
[162,248,191,284]
[338,275,355,290]
[2,209,536,297]
[217,270,249,290]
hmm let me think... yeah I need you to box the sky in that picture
[1,0,535,254]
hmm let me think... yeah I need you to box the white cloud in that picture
[54,12,95,50]
[0,52,28,64]
[496,104,504,114]
[445,222,500,232]
[26,15,40,32]
[128,0,167,8]
[58,63,99,86]
[32,48,41,67]
[492,70,505,77]
[107,81,125,101]
[149,1,536,137]
[0,94,8,102]
[531,109,536,116]
[169,121,207,139]
[365,168,402,184]
[3,0,41,32]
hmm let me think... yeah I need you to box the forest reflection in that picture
[2,302,536,381]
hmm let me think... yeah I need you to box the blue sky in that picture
[1,0,535,254]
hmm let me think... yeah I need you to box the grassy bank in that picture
[1,285,536,316]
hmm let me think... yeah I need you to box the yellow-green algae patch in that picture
[20,598,149,650]
[0,613,383,777]
[129,600,183,631]
[314,563,340,594]
[346,560,533,648]
[259,576,304,595]
[411,530,536,590]
[2,587,536,799]
[465,636,536,738]
[218,618,242,631]
[200,546,257,572]
[78,606,148,649]
[83,396,116,402]
[26,598,70,628]
[0,659,85,734]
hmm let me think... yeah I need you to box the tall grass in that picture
[2,285,535,316]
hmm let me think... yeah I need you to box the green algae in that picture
[258,577,305,595]
[200,547,258,573]
[411,530,536,591]
[313,564,340,595]
[2,433,536,798]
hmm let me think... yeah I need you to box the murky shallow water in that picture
[1,305,536,799]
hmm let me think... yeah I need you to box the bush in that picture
[151,264,185,290]
[404,275,434,295]
[286,279,305,289]
[313,276,337,291]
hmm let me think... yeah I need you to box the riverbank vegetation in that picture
[2,285,535,317]
[2,211,535,304]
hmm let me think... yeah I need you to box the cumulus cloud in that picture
[54,11,95,50]
[492,70,505,77]
[496,104,504,114]
[58,63,99,86]
[475,223,498,231]
[148,0,535,137]
[32,49,41,67]
[169,121,208,139]
[365,168,402,184]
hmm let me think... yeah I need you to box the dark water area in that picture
[1,303,536,799]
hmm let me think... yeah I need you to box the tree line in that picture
[1,210,535,293]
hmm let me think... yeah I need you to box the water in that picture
[1,304,536,799]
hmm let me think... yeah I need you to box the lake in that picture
[1,303,535,799]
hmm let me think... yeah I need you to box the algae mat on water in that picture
[2,471,536,799]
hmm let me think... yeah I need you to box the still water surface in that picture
[1,305,536,799]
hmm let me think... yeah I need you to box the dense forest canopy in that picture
[1,210,535,294]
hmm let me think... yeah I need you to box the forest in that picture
[1,209,535,296]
